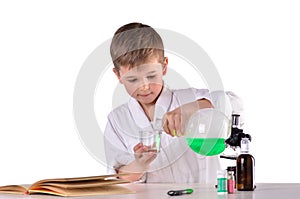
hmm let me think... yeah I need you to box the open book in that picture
[0,174,134,196]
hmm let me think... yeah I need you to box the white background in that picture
[1,0,300,185]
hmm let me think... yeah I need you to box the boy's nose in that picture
[140,78,150,90]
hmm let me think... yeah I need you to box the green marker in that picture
[167,189,193,196]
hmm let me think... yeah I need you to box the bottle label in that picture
[217,178,227,193]
[227,179,235,193]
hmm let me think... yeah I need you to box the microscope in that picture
[220,114,252,160]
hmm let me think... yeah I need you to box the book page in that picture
[28,184,134,197]
[0,174,133,196]
[29,174,130,190]
[31,173,128,186]
[35,178,130,189]
[0,185,27,194]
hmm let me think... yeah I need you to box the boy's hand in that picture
[162,99,213,136]
[133,143,157,171]
[117,143,157,182]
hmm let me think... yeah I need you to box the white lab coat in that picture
[104,86,240,183]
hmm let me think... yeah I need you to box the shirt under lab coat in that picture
[104,86,239,183]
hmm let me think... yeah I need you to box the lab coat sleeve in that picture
[209,90,233,119]
[209,90,245,126]
[104,115,135,174]
[172,88,211,106]
[194,88,212,102]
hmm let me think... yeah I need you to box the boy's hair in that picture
[110,22,165,70]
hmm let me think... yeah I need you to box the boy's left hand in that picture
[162,99,213,137]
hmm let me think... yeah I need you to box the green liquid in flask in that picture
[186,138,226,156]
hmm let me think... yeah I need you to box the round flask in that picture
[185,108,230,156]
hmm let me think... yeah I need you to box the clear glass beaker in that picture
[185,108,230,156]
[139,129,161,153]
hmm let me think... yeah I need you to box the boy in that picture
[104,22,225,183]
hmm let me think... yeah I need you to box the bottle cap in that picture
[227,166,236,172]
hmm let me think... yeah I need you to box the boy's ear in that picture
[162,57,168,75]
[113,68,123,84]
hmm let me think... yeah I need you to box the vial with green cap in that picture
[217,170,227,194]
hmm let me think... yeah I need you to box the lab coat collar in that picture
[128,86,173,129]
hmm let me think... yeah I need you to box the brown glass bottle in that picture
[236,138,255,191]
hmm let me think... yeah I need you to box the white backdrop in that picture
[1,0,300,185]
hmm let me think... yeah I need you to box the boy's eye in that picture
[147,75,156,79]
[127,79,137,83]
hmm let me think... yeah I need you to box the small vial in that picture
[227,171,235,194]
[227,166,236,188]
[217,170,227,194]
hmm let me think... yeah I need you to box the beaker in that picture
[185,108,230,156]
[139,129,161,153]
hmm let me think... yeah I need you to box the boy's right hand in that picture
[133,143,157,170]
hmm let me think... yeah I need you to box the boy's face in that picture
[114,57,168,106]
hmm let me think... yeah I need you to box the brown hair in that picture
[110,22,164,70]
